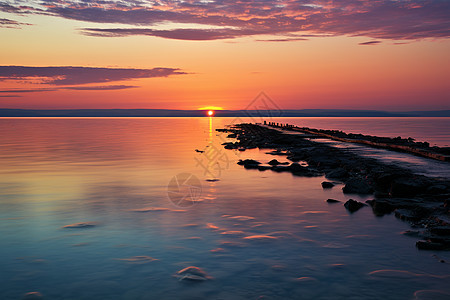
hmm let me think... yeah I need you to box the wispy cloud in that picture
[0,17,32,28]
[0,66,186,85]
[256,38,308,42]
[63,85,138,90]
[359,41,382,46]
[1,1,448,41]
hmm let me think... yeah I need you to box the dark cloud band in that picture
[0,66,186,85]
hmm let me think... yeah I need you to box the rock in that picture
[237,159,261,166]
[366,199,394,215]
[257,165,271,171]
[321,181,335,189]
[326,199,340,203]
[390,177,427,197]
[175,266,212,281]
[238,159,261,169]
[394,209,421,222]
[429,226,450,236]
[268,159,282,165]
[22,292,43,300]
[325,168,348,180]
[271,165,291,172]
[344,199,366,213]
[342,178,373,195]
[416,240,446,250]
[426,184,448,194]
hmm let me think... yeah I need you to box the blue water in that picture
[0,117,449,300]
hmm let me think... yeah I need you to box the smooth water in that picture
[0,117,449,300]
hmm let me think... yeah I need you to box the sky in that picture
[0,0,449,111]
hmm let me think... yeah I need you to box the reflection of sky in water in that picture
[0,118,449,300]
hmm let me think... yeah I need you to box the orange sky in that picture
[0,1,449,111]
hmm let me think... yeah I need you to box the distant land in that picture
[0,109,449,117]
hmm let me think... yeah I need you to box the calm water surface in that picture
[0,117,449,300]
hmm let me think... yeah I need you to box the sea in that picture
[0,117,449,300]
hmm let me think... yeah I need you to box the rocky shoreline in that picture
[218,123,450,251]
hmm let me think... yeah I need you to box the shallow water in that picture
[0,117,449,300]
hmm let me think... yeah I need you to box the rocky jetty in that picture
[218,123,450,250]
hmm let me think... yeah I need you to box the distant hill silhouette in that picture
[0,109,449,117]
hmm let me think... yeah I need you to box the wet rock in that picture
[271,165,291,172]
[325,168,348,180]
[426,184,449,194]
[394,209,421,222]
[344,199,367,213]
[257,165,271,171]
[366,199,394,216]
[342,178,373,195]
[290,163,321,177]
[429,226,450,236]
[390,177,428,197]
[268,159,286,165]
[326,199,340,203]
[237,159,261,166]
[416,240,446,250]
[238,159,261,169]
[175,266,212,281]
[22,292,43,300]
[321,181,335,189]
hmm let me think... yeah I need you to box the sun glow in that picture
[207,110,214,116]
[199,106,224,110]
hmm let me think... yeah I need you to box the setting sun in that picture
[207,110,214,116]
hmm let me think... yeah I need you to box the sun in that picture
[207,110,214,116]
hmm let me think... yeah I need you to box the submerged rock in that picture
[344,199,367,213]
[175,266,212,281]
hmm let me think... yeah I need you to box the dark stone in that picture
[390,177,428,197]
[427,184,449,194]
[342,178,373,195]
[321,181,335,189]
[394,209,421,222]
[344,199,366,213]
[325,168,348,180]
[326,199,340,203]
[429,226,450,236]
[366,199,394,215]
[416,240,446,250]
[238,159,261,167]
[268,159,281,165]
[257,166,271,171]
[271,165,291,172]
